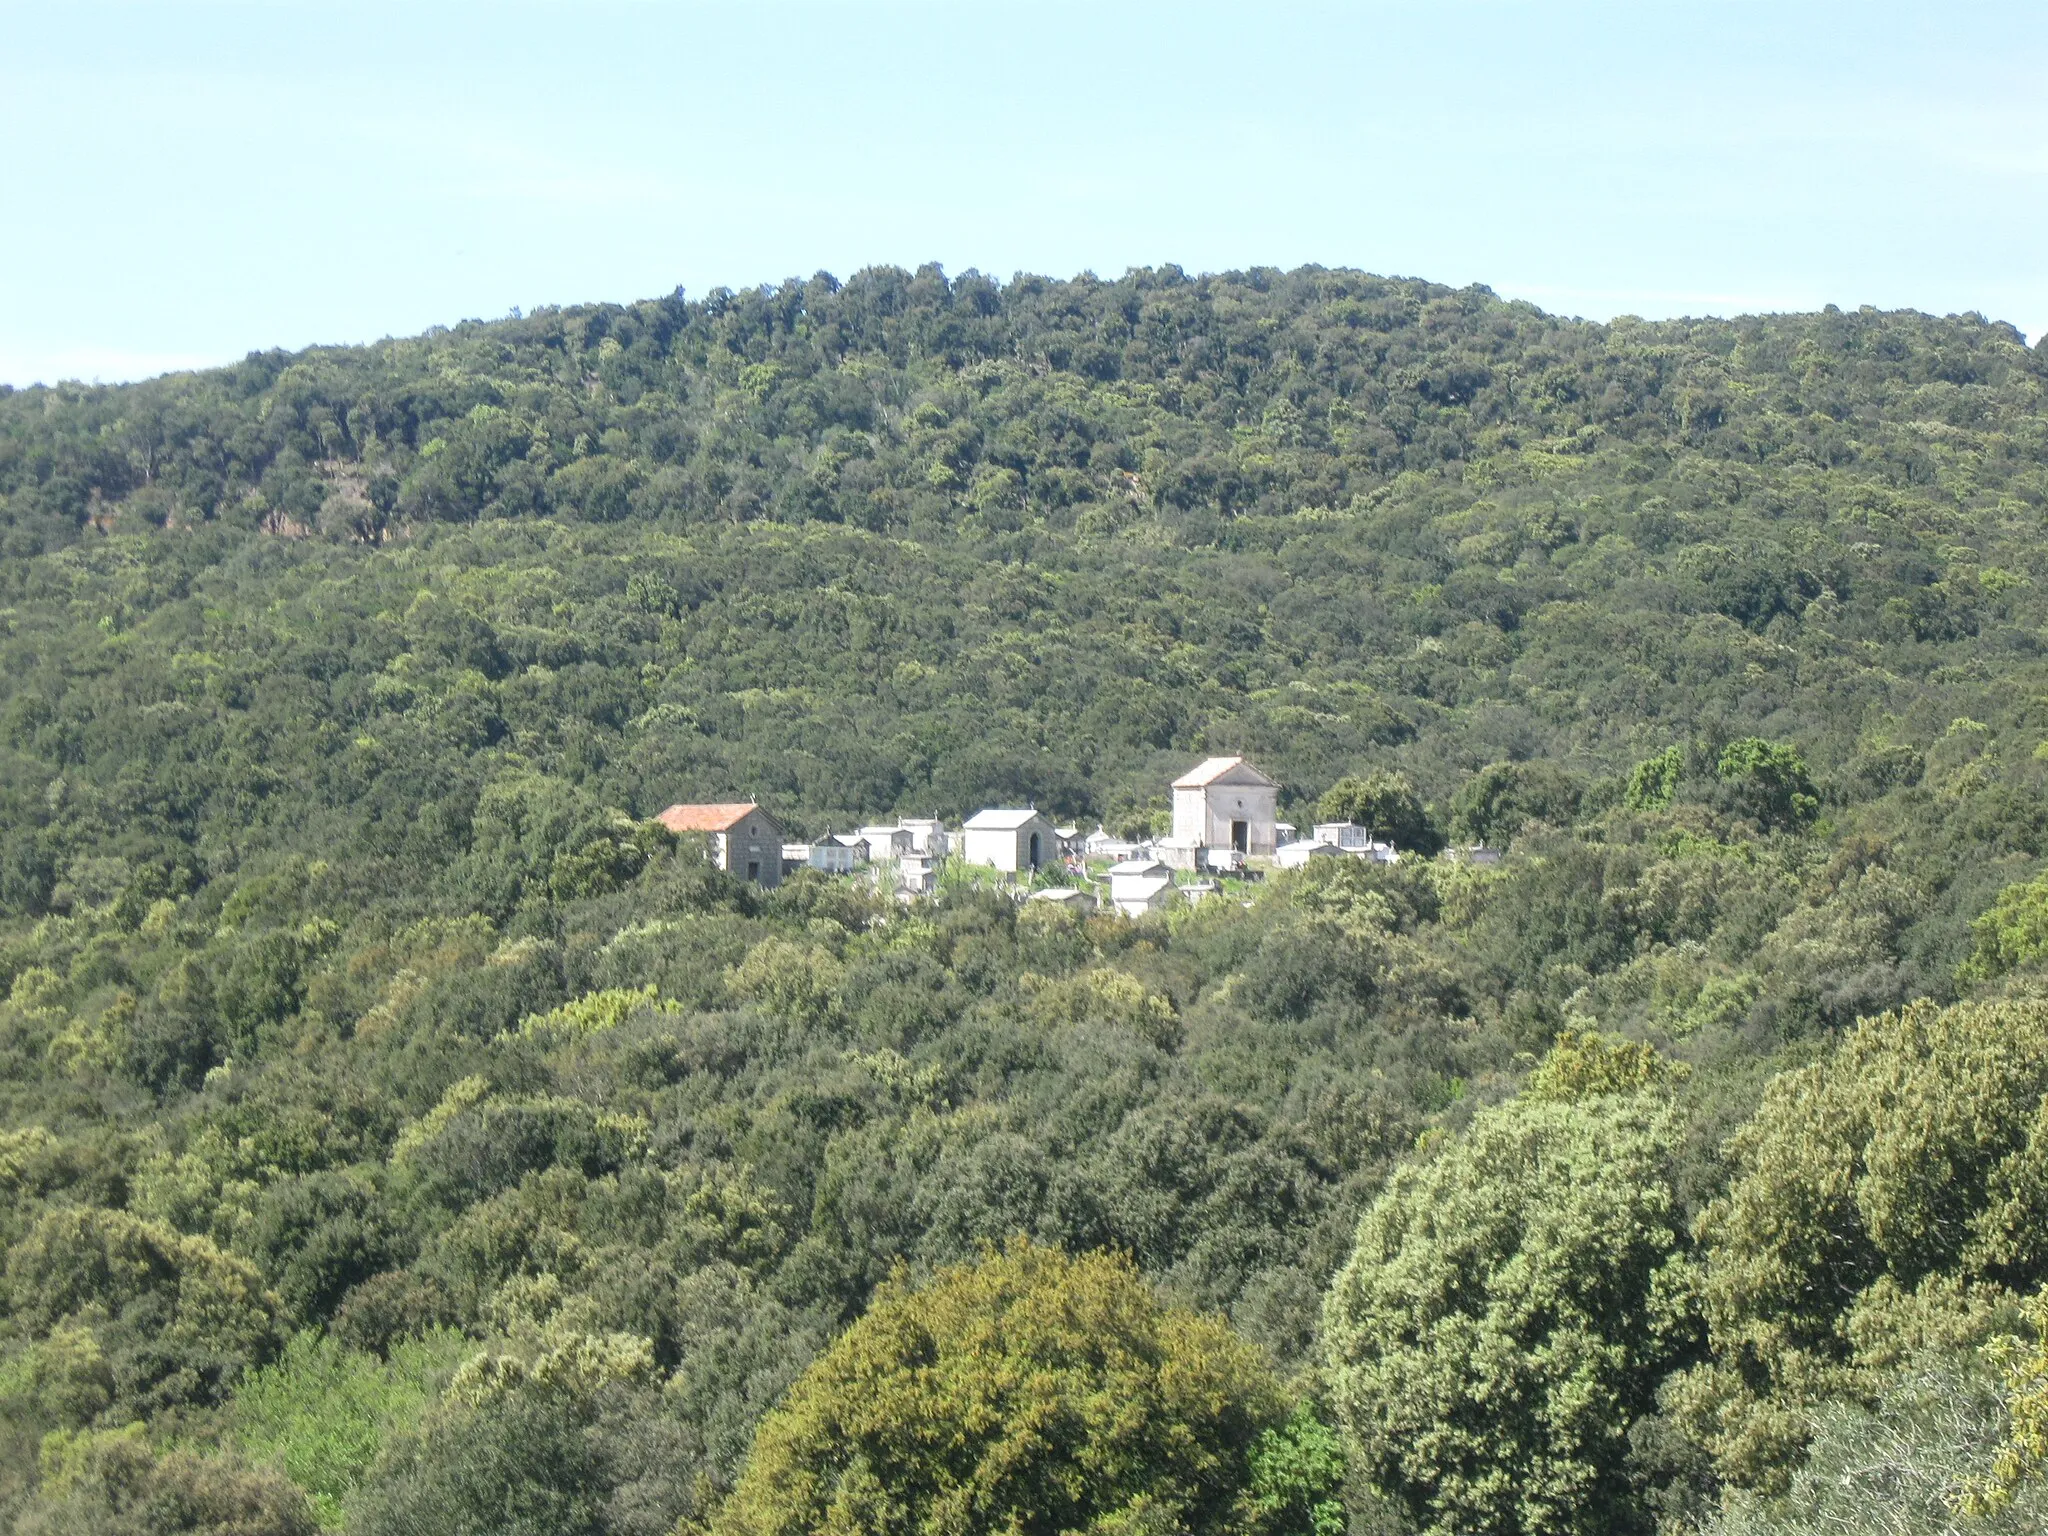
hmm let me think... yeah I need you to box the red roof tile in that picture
[657,802,760,834]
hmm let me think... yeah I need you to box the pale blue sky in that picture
[4,1,2045,386]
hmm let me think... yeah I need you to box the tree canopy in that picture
[1672,992,2048,1491]
[1323,1058,1696,1536]
[714,1240,1288,1536]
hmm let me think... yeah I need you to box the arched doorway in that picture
[1028,832,1042,869]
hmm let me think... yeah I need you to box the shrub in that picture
[230,1329,468,1527]
[1716,739,1819,833]
[1957,874,2048,985]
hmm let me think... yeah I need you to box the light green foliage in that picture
[1324,1090,1695,1536]
[1625,747,1686,812]
[35,1421,151,1501]
[448,1326,654,1410]
[1969,1292,2048,1515]
[1245,1402,1349,1536]
[1707,1355,2048,1536]
[1717,738,1820,832]
[10,1323,117,1431]
[715,1241,1286,1536]
[1,968,71,1063]
[388,1076,491,1166]
[726,937,844,1026]
[1674,995,2048,1491]
[667,1164,792,1272]
[230,1329,469,1527]
[1287,856,1405,933]
[1024,966,1178,1046]
[1524,1027,1685,1102]
[1958,874,2048,984]
[514,984,678,1041]
[0,1124,61,1191]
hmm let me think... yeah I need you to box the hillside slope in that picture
[3,270,2045,871]
[4,266,2048,1534]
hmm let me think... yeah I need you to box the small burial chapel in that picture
[961,807,1058,873]
[1170,757,1280,857]
[657,801,784,888]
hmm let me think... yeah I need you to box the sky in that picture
[3,0,2045,386]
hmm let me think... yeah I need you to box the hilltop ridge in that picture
[2,264,2043,848]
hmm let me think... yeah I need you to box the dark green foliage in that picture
[352,1395,615,1536]
[127,957,224,1093]
[17,1432,317,1536]
[1317,773,1441,854]
[1672,992,2048,1491]
[1448,759,1582,845]
[244,1173,403,1325]
[5,1206,283,1419]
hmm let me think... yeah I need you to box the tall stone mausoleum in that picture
[1170,757,1279,855]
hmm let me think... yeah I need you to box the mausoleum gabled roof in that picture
[1171,756,1278,790]
[964,807,1047,830]
[658,802,765,833]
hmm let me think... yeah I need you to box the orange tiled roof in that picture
[656,802,759,834]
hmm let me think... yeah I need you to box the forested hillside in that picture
[4,264,2048,1535]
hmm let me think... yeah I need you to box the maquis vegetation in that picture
[2,263,2048,1535]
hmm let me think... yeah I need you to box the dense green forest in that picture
[4,263,2048,1535]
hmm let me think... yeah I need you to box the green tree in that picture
[1243,1403,1348,1536]
[1716,739,1819,832]
[1317,772,1442,854]
[1958,874,2048,985]
[244,1172,402,1326]
[1624,747,1686,812]
[1323,1079,1697,1536]
[714,1239,1286,1536]
[230,1329,469,1527]
[5,1206,283,1417]
[1705,1356,2048,1536]
[9,263,2048,1522]
[1448,760,1582,846]
[1969,1291,2048,1518]
[1670,995,2048,1492]
[1524,1027,1684,1102]
[19,1441,317,1536]
[727,938,845,1028]
[19,1427,316,1536]
[351,1324,680,1536]
[351,1395,611,1536]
